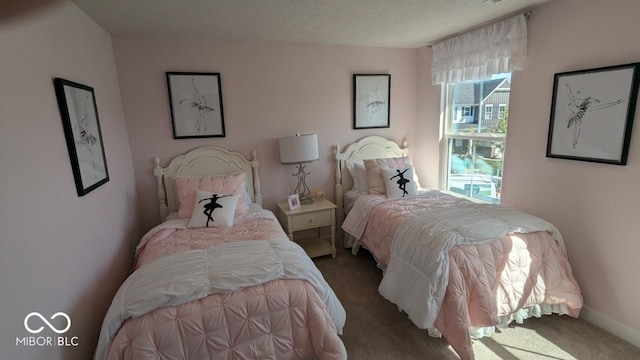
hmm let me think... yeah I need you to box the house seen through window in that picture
[442,74,510,204]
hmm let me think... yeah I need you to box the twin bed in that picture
[95,146,346,360]
[334,136,583,360]
[96,137,582,360]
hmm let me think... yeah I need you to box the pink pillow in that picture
[364,157,415,195]
[175,172,248,218]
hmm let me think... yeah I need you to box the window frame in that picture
[439,82,508,204]
[484,104,493,120]
[498,104,507,119]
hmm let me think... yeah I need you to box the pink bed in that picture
[95,147,346,360]
[344,193,582,360]
[334,136,582,360]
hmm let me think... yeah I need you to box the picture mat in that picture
[549,68,634,160]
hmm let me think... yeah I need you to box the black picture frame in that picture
[353,74,391,129]
[54,78,109,196]
[166,72,226,139]
[546,62,640,165]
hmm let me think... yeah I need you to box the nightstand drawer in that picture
[291,211,331,230]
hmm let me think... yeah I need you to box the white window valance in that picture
[431,14,527,84]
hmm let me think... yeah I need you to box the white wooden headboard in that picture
[154,146,262,222]
[333,136,408,237]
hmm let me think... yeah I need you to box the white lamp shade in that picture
[279,133,319,164]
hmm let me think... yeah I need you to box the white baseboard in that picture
[580,306,640,348]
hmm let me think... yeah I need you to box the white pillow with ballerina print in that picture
[381,167,418,199]
[187,190,240,228]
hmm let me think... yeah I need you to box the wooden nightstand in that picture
[276,198,337,259]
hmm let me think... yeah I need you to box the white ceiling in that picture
[71,0,552,48]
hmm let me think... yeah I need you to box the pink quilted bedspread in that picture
[357,196,583,360]
[359,193,465,266]
[106,211,346,360]
[135,212,286,269]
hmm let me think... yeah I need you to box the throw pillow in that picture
[382,167,418,198]
[187,191,239,228]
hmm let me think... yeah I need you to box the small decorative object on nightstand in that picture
[314,189,324,202]
[276,198,337,259]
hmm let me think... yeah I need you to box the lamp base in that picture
[299,196,314,205]
[291,163,314,205]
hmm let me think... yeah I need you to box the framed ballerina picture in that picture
[546,63,640,165]
[54,78,109,196]
[353,74,391,129]
[166,72,226,139]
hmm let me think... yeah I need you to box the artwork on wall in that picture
[54,78,109,196]
[166,72,226,139]
[546,63,640,165]
[353,74,390,129]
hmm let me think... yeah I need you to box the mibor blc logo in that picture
[16,312,79,347]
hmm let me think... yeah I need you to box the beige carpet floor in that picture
[314,247,640,360]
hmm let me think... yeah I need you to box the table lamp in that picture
[279,133,319,204]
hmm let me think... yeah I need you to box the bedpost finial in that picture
[402,139,408,149]
[251,149,258,160]
[154,157,163,178]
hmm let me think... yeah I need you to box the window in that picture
[498,104,507,119]
[453,105,474,124]
[484,104,493,119]
[441,75,510,204]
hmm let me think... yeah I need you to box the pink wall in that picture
[501,0,640,344]
[0,2,142,359]
[112,37,418,230]
[415,46,442,189]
